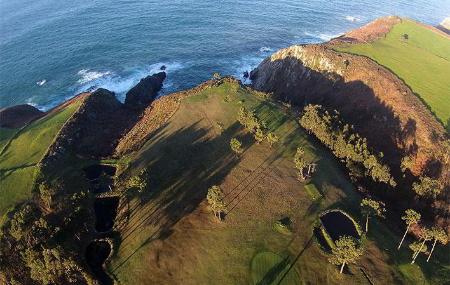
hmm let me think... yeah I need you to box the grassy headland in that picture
[335,18,450,129]
[0,102,80,218]
[107,81,448,284]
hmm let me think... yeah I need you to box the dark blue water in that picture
[1,0,449,110]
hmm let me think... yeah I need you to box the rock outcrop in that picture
[42,89,133,161]
[0,104,44,128]
[437,17,450,34]
[251,44,446,176]
[42,72,166,161]
[125,72,166,110]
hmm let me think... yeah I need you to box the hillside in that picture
[106,80,448,284]
[0,16,449,285]
[333,17,450,131]
[250,44,447,177]
[0,97,83,220]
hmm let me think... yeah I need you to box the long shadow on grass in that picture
[257,257,291,285]
[111,121,248,272]
[225,122,299,214]
[276,235,314,285]
[367,219,450,283]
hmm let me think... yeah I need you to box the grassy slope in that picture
[108,82,448,284]
[0,128,18,151]
[0,102,80,218]
[251,251,301,284]
[335,19,450,129]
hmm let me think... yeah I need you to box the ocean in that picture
[0,0,449,110]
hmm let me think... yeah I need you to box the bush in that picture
[230,138,243,154]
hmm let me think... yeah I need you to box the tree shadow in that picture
[110,120,248,272]
[251,55,417,177]
[366,219,450,283]
[257,256,290,285]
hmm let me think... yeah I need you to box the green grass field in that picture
[251,251,301,284]
[0,128,18,151]
[335,19,450,129]
[304,183,322,201]
[0,102,80,218]
[106,82,448,284]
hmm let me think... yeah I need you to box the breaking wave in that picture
[303,31,343,43]
[75,62,186,101]
[345,15,361,22]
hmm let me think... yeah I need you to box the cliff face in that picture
[437,17,450,34]
[251,44,446,176]
[0,104,44,128]
[125,72,166,110]
[43,73,166,161]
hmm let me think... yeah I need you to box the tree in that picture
[126,169,148,193]
[409,241,427,259]
[22,247,86,284]
[237,107,248,126]
[412,177,442,199]
[38,183,55,211]
[360,198,385,232]
[237,106,261,133]
[294,147,307,181]
[328,236,364,273]
[299,104,395,186]
[398,209,421,250]
[266,132,279,147]
[230,138,243,154]
[254,128,265,144]
[9,205,36,241]
[427,227,448,262]
[207,186,226,221]
[411,227,433,264]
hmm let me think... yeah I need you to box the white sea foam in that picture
[345,16,360,22]
[75,62,186,101]
[36,79,46,86]
[231,54,266,85]
[259,46,273,53]
[77,69,113,84]
[25,97,51,111]
[303,31,342,42]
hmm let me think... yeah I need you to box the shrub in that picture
[230,138,243,154]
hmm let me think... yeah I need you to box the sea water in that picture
[0,0,449,109]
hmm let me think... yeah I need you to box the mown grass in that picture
[335,19,450,129]
[251,251,301,285]
[304,183,322,201]
[0,102,80,218]
[108,82,448,284]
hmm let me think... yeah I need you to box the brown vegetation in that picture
[251,44,446,177]
[331,16,401,44]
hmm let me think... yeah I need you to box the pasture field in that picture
[335,19,450,129]
[0,102,80,218]
[107,82,449,284]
